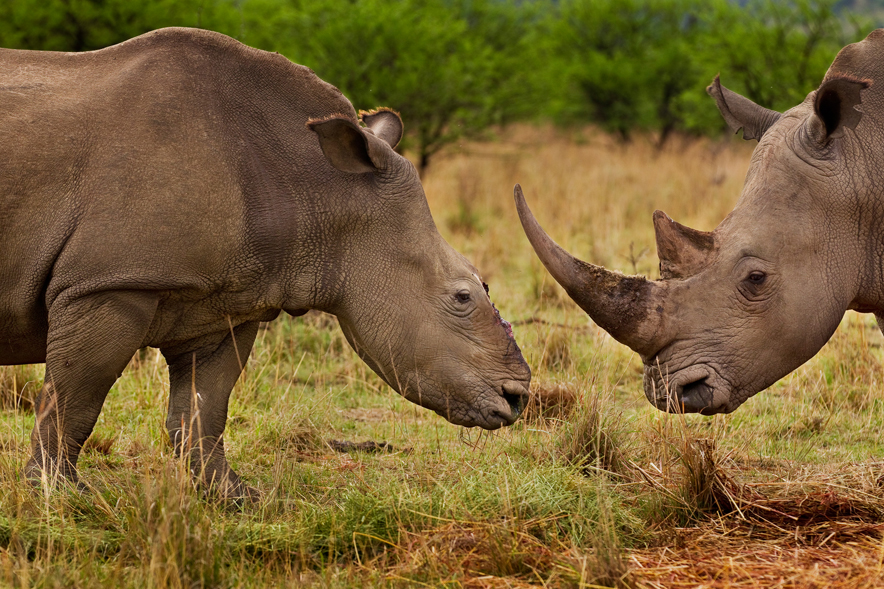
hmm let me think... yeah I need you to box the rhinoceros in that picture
[516,29,884,416]
[0,27,530,498]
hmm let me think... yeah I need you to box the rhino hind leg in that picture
[161,321,260,502]
[27,291,159,490]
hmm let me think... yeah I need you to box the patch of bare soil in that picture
[339,407,398,423]
[326,439,406,454]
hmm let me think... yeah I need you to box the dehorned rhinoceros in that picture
[516,29,884,416]
[0,27,530,498]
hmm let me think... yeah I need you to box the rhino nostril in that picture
[678,378,716,414]
[681,377,707,394]
[501,382,529,419]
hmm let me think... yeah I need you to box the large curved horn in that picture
[514,184,666,358]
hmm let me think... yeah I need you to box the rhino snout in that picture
[476,380,530,430]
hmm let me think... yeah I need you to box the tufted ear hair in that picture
[654,211,715,279]
[307,115,390,174]
[706,75,782,142]
[813,75,871,139]
[360,108,404,149]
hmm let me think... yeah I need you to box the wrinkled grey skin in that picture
[0,28,530,498]
[516,29,884,416]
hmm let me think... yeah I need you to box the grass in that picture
[2,125,884,587]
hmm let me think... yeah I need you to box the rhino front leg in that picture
[27,291,158,488]
[161,321,259,501]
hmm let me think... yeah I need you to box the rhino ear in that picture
[654,211,714,279]
[706,75,782,141]
[813,75,871,139]
[360,108,404,149]
[307,116,389,174]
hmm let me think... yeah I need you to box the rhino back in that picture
[0,28,357,360]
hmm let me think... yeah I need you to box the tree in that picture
[0,0,874,152]
[0,0,242,51]
[695,0,869,115]
[547,0,708,143]
[545,0,871,143]
[240,0,541,174]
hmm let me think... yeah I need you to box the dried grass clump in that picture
[521,381,577,422]
[678,437,742,515]
[560,549,634,589]
[260,418,325,461]
[635,422,753,523]
[284,421,324,453]
[560,391,626,477]
[82,432,117,456]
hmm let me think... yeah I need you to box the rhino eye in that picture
[746,272,767,285]
[455,290,472,304]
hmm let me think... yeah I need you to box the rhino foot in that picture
[203,476,261,505]
[193,457,261,505]
[24,457,90,495]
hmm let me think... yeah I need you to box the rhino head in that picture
[517,30,884,415]
[305,109,530,428]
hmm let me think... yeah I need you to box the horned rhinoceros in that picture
[0,27,530,498]
[516,29,884,416]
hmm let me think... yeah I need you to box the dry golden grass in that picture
[422,125,751,281]
[0,365,41,412]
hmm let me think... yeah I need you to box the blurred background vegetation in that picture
[0,0,880,173]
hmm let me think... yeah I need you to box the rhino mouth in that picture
[421,379,530,430]
[645,364,728,415]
